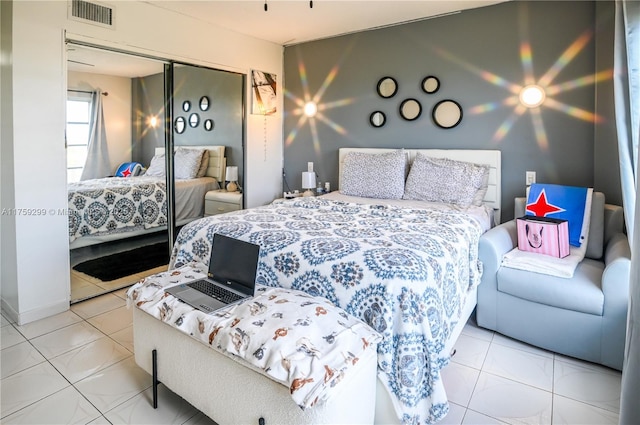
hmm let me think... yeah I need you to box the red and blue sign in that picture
[526,183,588,247]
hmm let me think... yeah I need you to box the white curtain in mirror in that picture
[80,89,111,180]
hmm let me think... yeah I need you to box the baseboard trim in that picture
[2,296,69,326]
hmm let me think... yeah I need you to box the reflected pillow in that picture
[145,154,165,177]
[196,150,210,178]
[340,149,406,199]
[175,148,204,179]
[115,162,143,177]
[403,153,489,207]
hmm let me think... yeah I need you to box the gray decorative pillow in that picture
[196,150,210,178]
[175,148,204,179]
[403,154,489,207]
[145,153,165,177]
[472,169,491,206]
[340,149,406,199]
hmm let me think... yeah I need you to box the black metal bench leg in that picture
[152,349,160,409]
[152,347,262,421]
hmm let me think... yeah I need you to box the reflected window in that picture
[66,92,92,182]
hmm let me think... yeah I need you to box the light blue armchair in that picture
[477,193,631,370]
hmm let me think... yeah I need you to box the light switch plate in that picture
[526,171,536,186]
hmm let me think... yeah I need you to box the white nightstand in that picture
[205,190,243,216]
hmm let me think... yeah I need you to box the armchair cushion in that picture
[497,258,605,315]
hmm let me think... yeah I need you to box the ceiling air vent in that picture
[68,0,115,29]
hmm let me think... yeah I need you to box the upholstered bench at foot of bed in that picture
[129,272,382,425]
[133,309,379,425]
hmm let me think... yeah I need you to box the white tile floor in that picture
[1,289,621,425]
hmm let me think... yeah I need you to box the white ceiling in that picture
[68,0,506,77]
[67,44,166,77]
[144,0,506,46]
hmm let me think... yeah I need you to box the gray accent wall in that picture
[133,72,164,167]
[173,65,245,188]
[594,1,621,207]
[133,66,245,188]
[283,1,619,222]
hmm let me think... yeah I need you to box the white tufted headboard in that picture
[155,145,226,182]
[338,148,502,223]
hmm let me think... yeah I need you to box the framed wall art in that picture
[251,69,277,115]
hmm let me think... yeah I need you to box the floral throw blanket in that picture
[129,276,381,409]
[68,176,167,242]
[169,197,484,425]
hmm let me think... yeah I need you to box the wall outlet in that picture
[526,171,536,186]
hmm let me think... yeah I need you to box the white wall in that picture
[4,0,283,324]
[68,71,133,172]
[1,0,19,317]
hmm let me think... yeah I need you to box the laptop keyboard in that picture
[188,280,243,304]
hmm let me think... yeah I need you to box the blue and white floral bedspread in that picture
[68,176,167,242]
[169,197,484,425]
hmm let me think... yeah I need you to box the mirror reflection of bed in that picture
[68,146,226,301]
[66,44,245,303]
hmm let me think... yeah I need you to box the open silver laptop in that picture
[165,233,260,313]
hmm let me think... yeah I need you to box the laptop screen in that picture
[208,233,260,294]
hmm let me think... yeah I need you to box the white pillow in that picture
[340,149,406,199]
[174,148,204,179]
[196,150,210,178]
[403,153,489,207]
[145,153,165,177]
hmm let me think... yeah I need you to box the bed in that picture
[130,148,501,425]
[68,145,225,249]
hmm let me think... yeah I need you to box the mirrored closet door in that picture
[67,44,246,304]
[67,44,170,303]
[170,63,245,238]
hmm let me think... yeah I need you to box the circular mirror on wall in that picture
[432,100,463,129]
[204,119,214,131]
[422,76,440,94]
[182,100,191,112]
[189,113,200,128]
[174,116,186,134]
[399,98,422,121]
[377,77,398,99]
[199,96,210,111]
[369,111,386,128]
